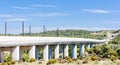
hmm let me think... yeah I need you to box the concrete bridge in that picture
[0,36,106,62]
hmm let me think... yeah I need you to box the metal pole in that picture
[43,25,45,36]
[56,28,59,37]
[29,25,31,36]
[45,27,47,36]
[22,22,24,36]
[5,22,7,36]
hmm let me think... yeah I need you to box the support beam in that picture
[12,46,20,61]
[71,44,77,58]
[64,44,68,57]
[29,45,39,59]
[86,43,90,50]
[43,44,49,61]
[80,44,84,56]
[55,44,59,59]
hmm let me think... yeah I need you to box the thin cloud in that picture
[83,9,112,13]
[30,13,69,17]
[6,18,28,22]
[12,6,33,10]
[31,4,56,8]
[0,14,13,18]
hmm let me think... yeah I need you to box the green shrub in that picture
[64,56,74,63]
[64,56,71,60]
[6,61,16,65]
[72,58,78,61]
[110,55,117,61]
[4,54,12,62]
[22,53,29,62]
[67,58,74,63]
[46,59,58,65]
[90,54,98,61]
[10,61,16,64]
[29,58,35,63]
[1,62,8,65]
[116,48,120,58]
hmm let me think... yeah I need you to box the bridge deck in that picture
[0,36,106,47]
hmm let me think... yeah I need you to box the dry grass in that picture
[11,59,119,65]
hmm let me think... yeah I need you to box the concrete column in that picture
[55,44,59,59]
[49,47,52,59]
[64,44,68,57]
[43,44,49,61]
[90,43,94,48]
[86,43,90,49]
[71,44,77,58]
[80,44,84,56]
[12,46,20,61]
[29,45,39,59]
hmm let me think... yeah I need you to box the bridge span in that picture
[0,36,106,62]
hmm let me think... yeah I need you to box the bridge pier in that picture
[90,43,94,48]
[64,44,69,58]
[12,46,20,61]
[80,43,84,56]
[55,44,59,59]
[43,44,49,61]
[71,44,77,58]
[86,43,90,49]
[29,45,39,60]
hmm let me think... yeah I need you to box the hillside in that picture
[109,33,120,44]
[23,30,106,39]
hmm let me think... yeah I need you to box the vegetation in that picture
[22,53,29,62]
[4,54,12,62]
[46,59,59,65]
[2,54,16,65]
[88,44,120,61]
[0,30,107,39]
[109,33,120,44]
[29,58,36,63]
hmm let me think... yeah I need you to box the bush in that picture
[11,61,16,64]
[29,58,35,63]
[90,54,98,61]
[72,58,78,61]
[64,56,74,63]
[116,48,120,58]
[67,58,74,63]
[4,54,12,62]
[110,55,117,61]
[1,62,8,65]
[46,59,58,65]
[64,56,71,60]
[22,53,29,62]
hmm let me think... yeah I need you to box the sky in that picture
[0,0,120,34]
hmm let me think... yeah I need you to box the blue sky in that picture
[0,0,120,34]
